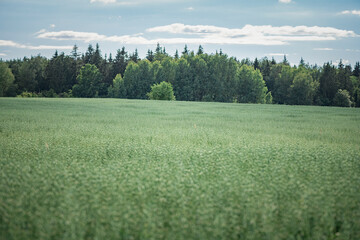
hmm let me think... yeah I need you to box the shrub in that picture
[333,89,351,107]
[147,81,176,101]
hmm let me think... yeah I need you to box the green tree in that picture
[17,58,36,92]
[0,62,15,96]
[84,44,94,64]
[112,47,128,79]
[206,53,237,102]
[129,49,140,63]
[147,81,175,100]
[155,57,176,84]
[289,71,318,105]
[146,50,154,62]
[45,52,76,93]
[353,62,360,77]
[319,62,338,105]
[123,60,153,99]
[72,64,103,98]
[235,65,268,103]
[271,64,294,104]
[191,55,208,101]
[253,57,260,70]
[173,57,192,101]
[107,74,126,98]
[333,89,351,107]
[197,45,204,55]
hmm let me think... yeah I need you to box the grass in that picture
[0,98,360,240]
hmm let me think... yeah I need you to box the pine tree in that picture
[174,50,179,60]
[282,55,289,65]
[197,45,204,55]
[129,49,140,63]
[253,57,259,70]
[84,44,94,64]
[112,47,128,79]
[353,62,360,77]
[91,43,102,69]
[146,50,154,62]
[182,45,189,56]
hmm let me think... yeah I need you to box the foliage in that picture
[147,81,176,100]
[107,74,126,98]
[45,52,76,93]
[271,64,294,104]
[0,61,15,97]
[333,89,352,107]
[2,43,360,108]
[265,91,273,104]
[235,64,267,103]
[72,64,103,98]
[289,71,318,105]
[1,98,360,239]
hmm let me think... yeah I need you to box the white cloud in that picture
[50,24,56,28]
[90,0,182,5]
[346,49,360,52]
[332,59,350,66]
[0,40,73,50]
[37,31,150,44]
[186,7,194,11]
[146,23,357,45]
[313,48,333,51]
[279,0,291,3]
[340,10,360,16]
[35,23,358,46]
[267,53,289,56]
[90,0,117,3]
[0,53,6,56]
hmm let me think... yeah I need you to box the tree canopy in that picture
[2,44,360,107]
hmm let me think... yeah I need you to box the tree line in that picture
[1,43,359,107]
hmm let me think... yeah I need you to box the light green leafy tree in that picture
[333,89,352,107]
[289,71,318,105]
[107,73,126,98]
[235,65,268,103]
[72,64,103,98]
[0,62,15,96]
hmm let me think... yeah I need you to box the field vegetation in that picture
[1,98,360,239]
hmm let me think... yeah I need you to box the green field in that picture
[1,98,360,240]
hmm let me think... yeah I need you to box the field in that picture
[1,98,360,240]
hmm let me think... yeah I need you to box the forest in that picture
[1,43,359,107]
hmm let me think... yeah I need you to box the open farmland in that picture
[0,98,360,240]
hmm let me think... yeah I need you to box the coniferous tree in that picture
[112,47,128,79]
[182,45,189,56]
[174,50,179,60]
[319,62,338,105]
[197,45,204,55]
[253,58,259,70]
[17,58,37,92]
[146,50,155,62]
[129,49,140,63]
[353,62,360,77]
[92,43,102,69]
[84,44,94,64]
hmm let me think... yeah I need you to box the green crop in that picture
[1,98,359,240]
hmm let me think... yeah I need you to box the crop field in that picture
[0,98,360,240]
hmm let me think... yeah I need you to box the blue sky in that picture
[0,0,359,66]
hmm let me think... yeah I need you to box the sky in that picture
[0,0,359,66]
